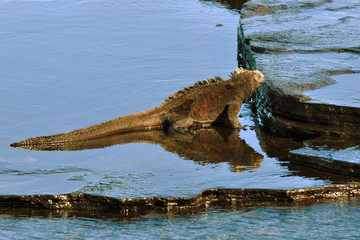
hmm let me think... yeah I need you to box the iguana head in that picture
[250,70,265,93]
[231,68,265,93]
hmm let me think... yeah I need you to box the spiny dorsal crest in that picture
[230,67,246,77]
[163,69,244,104]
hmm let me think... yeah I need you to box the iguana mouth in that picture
[259,76,265,85]
[255,71,265,85]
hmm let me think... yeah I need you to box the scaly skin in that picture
[10,68,265,147]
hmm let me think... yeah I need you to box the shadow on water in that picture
[200,0,247,12]
[13,127,264,173]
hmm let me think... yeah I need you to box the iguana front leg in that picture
[213,104,242,128]
[227,104,242,128]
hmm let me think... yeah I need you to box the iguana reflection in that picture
[13,127,263,173]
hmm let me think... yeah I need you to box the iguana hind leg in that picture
[213,104,242,128]
[169,117,194,133]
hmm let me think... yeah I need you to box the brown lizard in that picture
[10,68,265,147]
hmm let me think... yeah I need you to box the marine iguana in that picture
[11,68,265,147]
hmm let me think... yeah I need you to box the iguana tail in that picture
[11,107,164,148]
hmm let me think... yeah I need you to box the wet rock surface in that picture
[1,183,360,219]
[239,0,360,175]
[288,136,360,176]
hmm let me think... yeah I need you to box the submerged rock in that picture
[289,136,360,176]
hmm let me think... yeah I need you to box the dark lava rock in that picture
[1,184,360,219]
[238,0,360,175]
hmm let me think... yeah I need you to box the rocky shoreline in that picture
[238,0,360,175]
[1,183,360,218]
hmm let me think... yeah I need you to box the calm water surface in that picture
[0,0,358,238]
